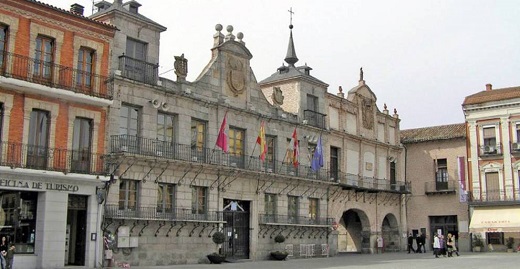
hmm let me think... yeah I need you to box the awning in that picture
[469,207,520,233]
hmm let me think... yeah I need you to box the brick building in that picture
[463,84,520,251]
[0,0,116,268]
[401,124,470,252]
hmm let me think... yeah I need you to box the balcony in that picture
[259,214,333,226]
[104,204,224,222]
[468,189,520,205]
[0,51,112,99]
[425,181,457,195]
[118,55,158,86]
[0,141,107,175]
[479,143,502,157]
[303,110,326,129]
[339,172,410,193]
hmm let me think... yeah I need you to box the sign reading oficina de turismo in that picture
[0,178,79,192]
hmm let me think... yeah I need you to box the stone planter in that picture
[271,251,288,260]
[207,253,226,264]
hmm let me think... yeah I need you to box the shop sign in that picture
[0,178,79,192]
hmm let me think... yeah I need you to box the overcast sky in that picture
[45,0,520,129]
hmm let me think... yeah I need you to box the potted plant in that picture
[473,234,484,252]
[506,237,514,253]
[207,231,226,264]
[270,234,289,260]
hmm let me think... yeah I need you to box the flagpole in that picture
[247,142,258,169]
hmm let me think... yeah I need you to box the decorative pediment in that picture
[480,162,503,172]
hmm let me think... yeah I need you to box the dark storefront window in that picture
[0,191,37,254]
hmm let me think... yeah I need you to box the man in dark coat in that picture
[407,233,415,253]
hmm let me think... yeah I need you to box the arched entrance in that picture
[381,213,400,252]
[338,209,370,253]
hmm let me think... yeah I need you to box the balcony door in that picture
[71,118,92,173]
[435,159,448,190]
[485,172,500,201]
[27,109,50,169]
[34,35,54,82]
[119,105,139,153]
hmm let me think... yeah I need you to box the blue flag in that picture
[311,135,324,171]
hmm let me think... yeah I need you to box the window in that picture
[0,103,3,141]
[288,195,299,224]
[485,172,500,201]
[71,118,92,173]
[0,191,37,254]
[330,147,339,180]
[126,38,146,61]
[516,124,520,142]
[265,193,277,222]
[390,161,396,187]
[487,232,503,245]
[191,119,206,159]
[435,159,448,190]
[308,198,319,223]
[34,35,54,80]
[265,135,275,171]
[191,186,207,214]
[119,104,139,153]
[307,94,318,112]
[119,180,138,210]
[76,47,94,89]
[0,25,7,72]
[229,127,244,167]
[157,113,175,143]
[157,183,175,213]
[27,110,50,169]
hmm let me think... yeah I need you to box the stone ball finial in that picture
[237,32,244,40]
[226,25,233,33]
[289,24,293,29]
[215,24,223,32]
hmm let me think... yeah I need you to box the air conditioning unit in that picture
[513,143,520,151]
[191,157,198,162]
[120,146,128,152]
[484,145,495,153]
[230,162,237,167]
[267,168,273,173]
[156,151,163,157]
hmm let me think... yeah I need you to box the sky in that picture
[44,0,520,130]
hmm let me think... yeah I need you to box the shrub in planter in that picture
[506,237,514,251]
[207,231,226,264]
[271,234,288,260]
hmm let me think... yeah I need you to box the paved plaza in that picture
[127,252,519,269]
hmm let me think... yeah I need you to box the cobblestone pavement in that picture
[128,252,520,269]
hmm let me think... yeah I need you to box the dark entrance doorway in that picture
[429,215,458,247]
[221,199,250,259]
[66,195,88,266]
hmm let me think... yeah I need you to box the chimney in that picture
[486,83,492,91]
[70,3,84,15]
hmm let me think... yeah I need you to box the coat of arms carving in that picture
[226,57,245,96]
[272,87,284,106]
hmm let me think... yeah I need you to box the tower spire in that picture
[284,7,298,66]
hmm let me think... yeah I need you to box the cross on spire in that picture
[288,7,294,26]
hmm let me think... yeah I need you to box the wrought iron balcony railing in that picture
[0,51,112,99]
[303,110,326,129]
[479,143,502,156]
[118,55,158,86]
[425,181,457,194]
[468,189,520,204]
[0,141,107,175]
[259,214,333,226]
[109,135,411,192]
[104,204,224,222]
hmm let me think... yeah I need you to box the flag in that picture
[311,135,324,171]
[288,128,299,167]
[216,112,228,152]
[256,121,267,161]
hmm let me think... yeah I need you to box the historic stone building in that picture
[401,124,470,252]
[0,0,116,268]
[463,84,520,251]
[89,0,410,266]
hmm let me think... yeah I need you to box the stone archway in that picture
[338,209,370,253]
[381,213,400,252]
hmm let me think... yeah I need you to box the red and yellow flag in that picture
[256,121,267,161]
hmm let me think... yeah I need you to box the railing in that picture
[468,189,520,204]
[259,214,333,226]
[118,55,158,85]
[303,110,326,129]
[479,143,502,156]
[104,204,224,222]
[0,51,112,99]
[0,141,107,175]
[425,181,457,194]
[110,135,411,192]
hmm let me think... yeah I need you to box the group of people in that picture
[0,236,15,269]
[433,233,460,258]
[407,233,426,253]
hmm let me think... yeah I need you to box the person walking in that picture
[452,234,460,256]
[0,237,8,269]
[420,233,427,253]
[433,233,440,258]
[5,244,14,269]
[446,233,454,257]
[407,233,415,253]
